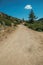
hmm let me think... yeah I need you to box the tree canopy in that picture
[29,9,36,23]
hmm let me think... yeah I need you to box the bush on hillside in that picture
[24,21,43,32]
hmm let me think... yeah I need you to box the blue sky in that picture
[0,0,43,20]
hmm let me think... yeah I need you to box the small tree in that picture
[29,9,36,23]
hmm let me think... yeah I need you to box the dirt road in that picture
[0,24,43,65]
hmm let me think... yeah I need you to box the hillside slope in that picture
[0,12,21,26]
[0,24,43,65]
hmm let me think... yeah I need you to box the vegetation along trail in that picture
[0,24,43,65]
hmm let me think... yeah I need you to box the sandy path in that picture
[0,24,43,65]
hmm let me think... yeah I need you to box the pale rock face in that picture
[11,23,14,27]
[0,12,3,17]
[0,12,2,15]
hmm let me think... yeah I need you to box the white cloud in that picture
[24,5,32,10]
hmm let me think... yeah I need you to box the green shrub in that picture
[24,21,43,32]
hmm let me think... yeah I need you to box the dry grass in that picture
[0,26,15,41]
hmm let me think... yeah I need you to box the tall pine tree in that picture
[29,9,36,23]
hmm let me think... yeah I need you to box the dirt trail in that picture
[0,24,43,65]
